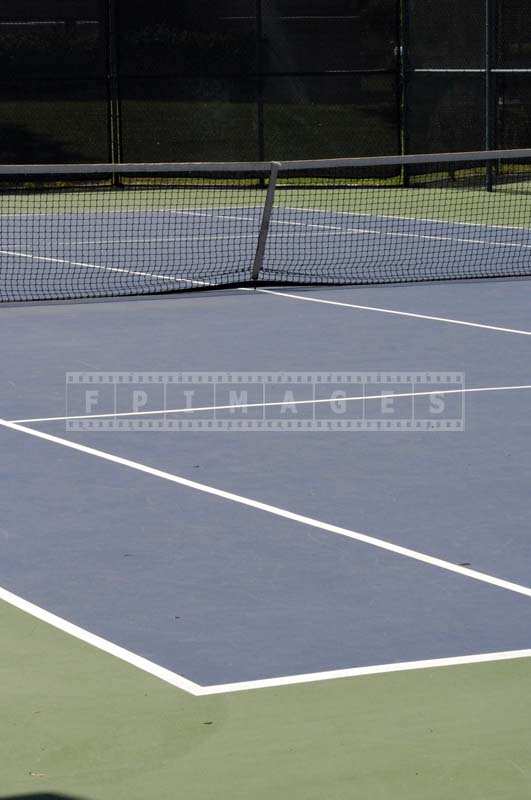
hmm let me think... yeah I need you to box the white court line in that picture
[258,289,531,336]
[5,203,530,245]
[0,585,202,695]
[187,205,531,241]
[287,205,531,233]
[0,205,263,221]
[2,416,531,604]
[199,649,531,695]
[269,218,531,251]
[2,580,529,696]
[12,383,531,425]
[0,249,211,288]
[188,205,530,237]
[2,416,531,695]
[2,202,527,236]
[203,209,531,252]
[67,233,260,246]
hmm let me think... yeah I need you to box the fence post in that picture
[256,0,265,163]
[251,162,280,282]
[106,0,122,170]
[399,0,409,186]
[485,0,496,191]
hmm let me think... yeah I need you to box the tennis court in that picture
[2,152,531,799]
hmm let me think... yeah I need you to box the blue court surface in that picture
[1,278,531,693]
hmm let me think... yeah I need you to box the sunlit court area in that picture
[2,3,531,799]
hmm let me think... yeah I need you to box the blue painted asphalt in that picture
[1,281,531,684]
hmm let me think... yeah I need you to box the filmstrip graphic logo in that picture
[65,372,465,431]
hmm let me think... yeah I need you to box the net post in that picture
[251,161,280,282]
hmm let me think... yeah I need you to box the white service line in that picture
[2,416,531,603]
[199,648,531,695]
[257,289,531,336]
[207,208,531,251]
[12,383,531,425]
[270,219,531,251]
[0,584,202,695]
[73,232,259,246]
[286,205,531,233]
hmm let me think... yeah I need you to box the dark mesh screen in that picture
[0,19,105,77]
[263,74,399,160]
[261,0,398,72]
[0,80,110,163]
[497,0,531,68]
[120,78,259,162]
[14,2,531,166]
[0,1,101,17]
[407,74,485,153]
[496,75,531,149]
[117,0,258,77]
[408,0,484,68]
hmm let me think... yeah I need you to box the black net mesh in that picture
[265,158,531,284]
[0,165,267,302]
[2,151,531,303]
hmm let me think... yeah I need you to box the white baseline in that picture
[1,415,531,695]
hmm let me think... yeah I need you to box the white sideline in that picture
[2,416,531,603]
[2,417,531,696]
[12,383,531,425]
[2,582,530,696]
[0,584,202,695]
[257,289,531,336]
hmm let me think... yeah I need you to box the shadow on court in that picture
[1,795,91,800]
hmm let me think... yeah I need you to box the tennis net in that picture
[1,148,531,302]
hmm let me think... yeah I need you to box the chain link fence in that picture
[1,1,530,164]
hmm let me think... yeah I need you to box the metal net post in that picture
[251,161,280,281]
